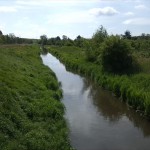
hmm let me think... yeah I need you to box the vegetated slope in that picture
[0,45,72,150]
[48,46,150,118]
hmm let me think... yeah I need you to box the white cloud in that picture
[47,6,118,25]
[123,18,150,25]
[135,4,146,9]
[124,12,134,16]
[0,6,17,13]
[89,7,119,16]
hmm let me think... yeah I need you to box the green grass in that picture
[0,45,72,150]
[48,46,150,118]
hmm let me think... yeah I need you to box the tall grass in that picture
[0,45,72,150]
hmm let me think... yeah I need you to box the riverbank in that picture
[0,45,72,150]
[48,46,150,118]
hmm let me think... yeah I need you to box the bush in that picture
[101,36,133,74]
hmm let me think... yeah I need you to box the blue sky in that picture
[0,0,150,39]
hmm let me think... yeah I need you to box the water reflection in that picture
[41,53,150,150]
[83,78,150,137]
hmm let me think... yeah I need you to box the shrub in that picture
[101,36,133,74]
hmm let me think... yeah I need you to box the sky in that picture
[0,0,150,39]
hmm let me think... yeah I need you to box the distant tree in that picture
[55,36,61,46]
[141,33,147,39]
[56,36,61,41]
[92,25,108,47]
[0,30,3,36]
[124,30,131,39]
[0,30,3,44]
[76,35,81,40]
[9,33,16,43]
[141,33,145,37]
[40,35,47,46]
[75,35,83,47]
[62,35,67,40]
[5,35,10,43]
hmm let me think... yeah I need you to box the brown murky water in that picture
[41,53,150,150]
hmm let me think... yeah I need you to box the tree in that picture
[9,33,16,43]
[40,35,47,46]
[62,35,67,40]
[101,36,133,74]
[92,25,108,47]
[124,30,131,39]
[75,35,83,47]
[56,36,61,41]
[0,30,3,36]
[85,26,108,62]
[76,35,81,40]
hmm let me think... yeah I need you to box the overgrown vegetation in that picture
[47,26,150,117]
[0,45,72,150]
[101,36,134,74]
[0,26,150,149]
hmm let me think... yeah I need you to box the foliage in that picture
[124,30,131,39]
[0,30,37,44]
[101,36,134,74]
[48,45,150,117]
[84,26,108,62]
[92,25,108,47]
[40,35,48,46]
[0,30,2,35]
[0,45,72,150]
[84,40,96,62]
[74,35,84,47]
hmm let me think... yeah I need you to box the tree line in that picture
[39,34,84,47]
[0,29,84,47]
[0,30,37,44]
[40,26,150,74]
[1,28,150,48]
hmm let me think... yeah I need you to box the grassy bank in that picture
[48,46,150,118]
[0,45,72,150]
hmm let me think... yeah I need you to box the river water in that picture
[41,53,150,150]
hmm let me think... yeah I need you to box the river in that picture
[41,53,150,150]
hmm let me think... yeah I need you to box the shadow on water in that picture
[41,53,150,150]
